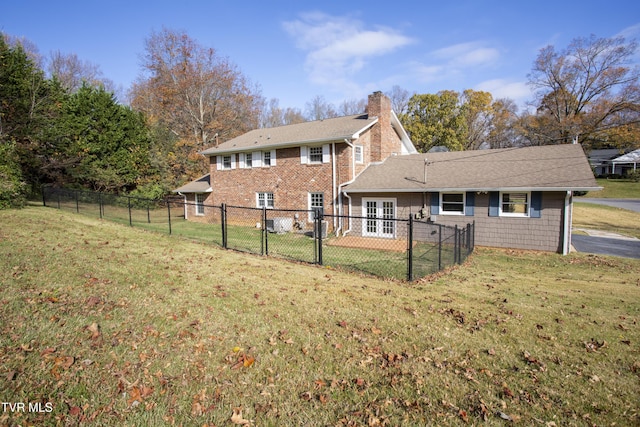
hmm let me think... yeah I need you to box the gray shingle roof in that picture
[201,114,377,155]
[174,174,211,193]
[344,144,599,192]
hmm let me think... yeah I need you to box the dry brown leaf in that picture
[87,322,101,339]
[243,355,255,368]
[231,407,252,425]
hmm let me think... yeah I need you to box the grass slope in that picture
[1,207,639,426]
[573,202,640,239]
[583,178,640,198]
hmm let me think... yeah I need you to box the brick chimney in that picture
[367,91,393,162]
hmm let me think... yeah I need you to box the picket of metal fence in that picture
[42,186,474,281]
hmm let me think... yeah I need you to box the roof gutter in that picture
[343,186,603,193]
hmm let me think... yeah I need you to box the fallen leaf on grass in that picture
[55,355,75,369]
[231,407,252,425]
[584,339,607,352]
[86,322,101,340]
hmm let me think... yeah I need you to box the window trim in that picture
[308,192,324,222]
[499,191,530,217]
[308,146,323,164]
[256,192,274,209]
[195,193,205,216]
[440,192,466,216]
[354,144,363,164]
[222,155,232,170]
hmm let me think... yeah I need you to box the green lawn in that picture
[1,206,638,426]
[48,200,450,280]
[580,178,640,198]
[573,202,640,239]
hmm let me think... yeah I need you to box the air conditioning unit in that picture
[267,217,294,234]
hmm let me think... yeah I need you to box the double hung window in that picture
[257,192,274,209]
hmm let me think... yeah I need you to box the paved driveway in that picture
[576,198,640,213]
[572,234,640,259]
[572,198,640,258]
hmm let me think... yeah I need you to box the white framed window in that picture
[500,192,530,217]
[301,145,330,164]
[245,152,253,168]
[256,192,274,209]
[355,145,363,164]
[308,192,324,221]
[223,155,232,169]
[440,193,465,215]
[309,146,323,163]
[195,194,205,216]
[263,151,271,166]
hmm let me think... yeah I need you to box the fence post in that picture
[167,201,172,235]
[454,224,459,264]
[315,209,323,265]
[471,221,475,253]
[128,197,132,226]
[407,215,414,281]
[221,204,227,249]
[438,224,443,271]
[262,207,267,256]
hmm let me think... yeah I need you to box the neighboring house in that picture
[175,92,600,254]
[610,148,640,175]
[176,91,416,225]
[587,148,638,176]
[343,144,599,254]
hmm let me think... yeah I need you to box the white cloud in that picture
[616,22,640,40]
[282,12,414,92]
[432,42,500,67]
[475,79,532,108]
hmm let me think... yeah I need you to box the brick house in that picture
[342,144,599,254]
[175,92,599,254]
[175,91,417,225]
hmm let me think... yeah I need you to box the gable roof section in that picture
[612,148,640,164]
[344,144,600,193]
[174,173,211,193]
[201,114,377,156]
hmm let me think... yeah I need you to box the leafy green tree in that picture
[56,85,152,193]
[0,140,26,209]
[400,91,467,152]
[0,34,63,195]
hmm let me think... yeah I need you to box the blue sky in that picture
[3,1,639,112]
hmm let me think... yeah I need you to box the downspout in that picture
[178,192,187,220]
[336,138,357,236]
[331,142,337,231]
[562,190,573,255]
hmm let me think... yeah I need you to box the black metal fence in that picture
[42,187,474,281]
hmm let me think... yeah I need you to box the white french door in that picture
[363,198,396,238]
